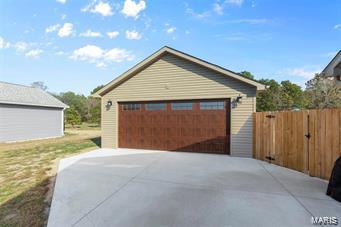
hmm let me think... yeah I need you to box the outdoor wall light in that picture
[236,95,243,103]
[106,100,113,107]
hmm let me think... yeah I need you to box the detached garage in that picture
[94,46,265,157]
[0,82,68,142]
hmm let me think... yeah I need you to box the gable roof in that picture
[93,46,266,97]
[322,50,341,77]
[0,81,68,108]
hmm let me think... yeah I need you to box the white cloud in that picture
[165,26,176,34]
[0,37,4,48]
[14,41,28,52]
[80,29,102,37]
[322,51,337,58]
[227,18,268,24]
[185,5,210,20]
[284,67,321,79]
[25,49,43,58]
[217,32,272,42]
[61,14,67,20]
[107,31,119,39]
[58,23,74,37]
[96,62,107,68]
[82,1,113,17]
[225,0,244,7]
[121,0,146,18]
[71,45,104,61]
[0,36,10,49]
[70,45,134,65]
[56,0,66,4]
[56,51,65,56]
[125,30,141,40]
[334,24,341,29]
[45,24,60,33]
[213,3,224,15]
[225,35,248,41]
[104,48,135,62]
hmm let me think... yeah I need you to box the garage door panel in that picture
[119,99,230,154]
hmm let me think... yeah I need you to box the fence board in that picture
[253,108,341,180]
[308,110,316,176]
[302,111,309,174]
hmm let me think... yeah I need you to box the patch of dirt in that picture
[4,213,17,221]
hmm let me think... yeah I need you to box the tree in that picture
[256,79,283,111]
[86,97,101,124]
[31,81,47,90]
[88,99,101,124]
[87,85,104,125]
[240,71,255,80]
[91,85,104,95]
[305,73,341,109]
[280,80,307,110]
[57,92,88,121]
[54,86,104,124]
[65,106,81,127]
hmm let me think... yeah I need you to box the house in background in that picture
[322,50,341,83]
[94,46,265,157]
[0,82,68,142]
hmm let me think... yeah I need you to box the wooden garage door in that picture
[118,99,230,154]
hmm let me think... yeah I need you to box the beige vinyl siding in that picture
[102,53,256,157]
[231,97,255,157]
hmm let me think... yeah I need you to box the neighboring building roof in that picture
[0,81,68,108]
[93,46,266,97]
[322,50,341,77]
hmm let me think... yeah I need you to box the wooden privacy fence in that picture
[253,108,340,180]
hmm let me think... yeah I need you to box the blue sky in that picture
[0,0,340,95]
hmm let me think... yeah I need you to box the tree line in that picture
[56,85,104,127]
[240,71,340,112]
[31,72,340,126]
[31,82,103,127]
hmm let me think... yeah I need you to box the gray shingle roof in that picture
[0,82,68,108]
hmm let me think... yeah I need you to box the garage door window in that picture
[200,101,224,110]
[123,103,141,111]
[145,103,166,111]
[171,102,193,110]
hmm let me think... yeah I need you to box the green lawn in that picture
[0,130,101,227]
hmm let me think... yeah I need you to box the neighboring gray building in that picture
[0,82,68,142]
[322,50,341,82]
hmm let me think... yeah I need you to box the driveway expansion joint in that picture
[257,161,315,217]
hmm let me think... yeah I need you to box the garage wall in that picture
[231,96,256,157]
[102,53,256,157]
[0,104,64,142]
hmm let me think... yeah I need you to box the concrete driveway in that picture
[48,149,341,227]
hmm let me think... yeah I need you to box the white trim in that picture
[61,110,64,136]
[1,135,64,143]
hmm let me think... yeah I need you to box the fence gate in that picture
[253,109,341,179]
[254,111,309,173]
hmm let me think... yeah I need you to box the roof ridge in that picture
[163,46,262,84]
[0,81,68,108]
[322,50,341,73]
[0,81,35,89]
